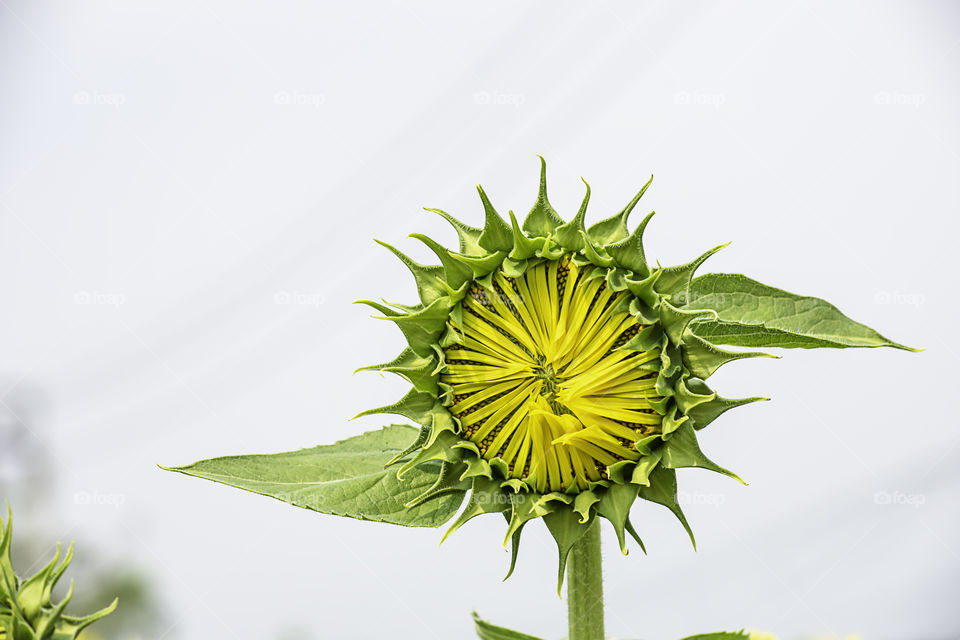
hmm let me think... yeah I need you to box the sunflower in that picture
[444,257,663,494]
[356,159,778,581]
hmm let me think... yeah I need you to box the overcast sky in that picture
[1,2,958,639]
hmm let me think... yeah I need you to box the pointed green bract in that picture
[374,239,449,305]
[605,210,656,277]
[354,347,439,395]
[587,175,653,245]
[595,483,641,555]
[427,207,484,255]
[522,156,565,237]
[543,508,591,594]
[681,333,777,379]
[554,179,590,251]
[656,242,730,301]
[477,185,515,253]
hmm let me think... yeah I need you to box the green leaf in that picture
[686,273,916,350]
[472,612,545,640]
[163,425,465,528]
[679,632,752,640]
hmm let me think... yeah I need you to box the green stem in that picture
[567,519,605,640]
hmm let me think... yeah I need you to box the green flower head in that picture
[356,158,913,586]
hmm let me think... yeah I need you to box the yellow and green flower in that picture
[345,159,911,578]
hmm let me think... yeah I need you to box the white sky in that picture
[1,1,958,639]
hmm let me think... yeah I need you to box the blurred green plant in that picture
[1,385,169,640]
[0,509,116,640]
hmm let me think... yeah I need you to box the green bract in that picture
[0,509,117,640]
[167,159,913,591]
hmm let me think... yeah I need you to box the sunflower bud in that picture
[358,158,913,586]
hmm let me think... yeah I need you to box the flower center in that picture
[532,360,564,409]
[441,257,663,492]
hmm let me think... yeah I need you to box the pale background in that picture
[1,1,957,639]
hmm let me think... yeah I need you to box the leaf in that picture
[472,612,545,640]
[686,273,916,350]
[163,425,465,528]
[678,632,752,640]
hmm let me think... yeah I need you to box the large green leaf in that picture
[163,424,465,528]
[686,273,915,350]
[472,612,545,640]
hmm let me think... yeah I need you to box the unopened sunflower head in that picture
[0,508,117,639]
[356,158,911,586]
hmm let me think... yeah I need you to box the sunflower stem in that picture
[567,519,604,640]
